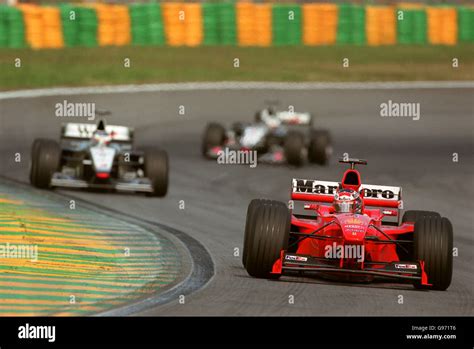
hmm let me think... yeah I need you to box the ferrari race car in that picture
[202,106,332,166]
[243,158,453,290]
[29,119,168,197]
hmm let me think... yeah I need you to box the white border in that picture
[1,81,473,100]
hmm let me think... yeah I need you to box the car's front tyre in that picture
[144,148,169,197]
[402,210,441,223]
[30,138,60,189]
[414,216,453,290]
[243,199,290,279]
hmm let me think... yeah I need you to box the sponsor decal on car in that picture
[345,217,363,225]
[292,179,401,201]
[395,263,418,270]
[343,224,366,232]
[285,255,308,262]
[292,179,339,195]
[361,188,396,200]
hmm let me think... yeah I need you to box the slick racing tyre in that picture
[284,131,305,166]
[243,199,290,279]
[30,139,60,189]
[254,111,262,123]
[202,123,226,157]
[397,210,441,264]
[308,130,331,165]
[402,210,441,223]
[413,216,453,290]
[29,138,41,184]
[144,148,169,197]
[242,199,261,268]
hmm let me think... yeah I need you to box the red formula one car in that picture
[243,158,453,290]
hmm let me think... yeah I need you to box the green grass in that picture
[0,45,473,90]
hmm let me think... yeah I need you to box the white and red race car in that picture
[202,106,332,166]
[30,118,168,197]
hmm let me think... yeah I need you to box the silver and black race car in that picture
[29,118,168,197]
[202,106,332,166]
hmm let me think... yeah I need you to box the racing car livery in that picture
[29,119,169,196]
[243,158,453,290]
[202,105,332,166]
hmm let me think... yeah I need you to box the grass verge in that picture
[0,45,473,90]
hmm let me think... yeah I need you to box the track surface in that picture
[0,86,472,315]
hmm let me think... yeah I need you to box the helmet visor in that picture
[334,200,355,213]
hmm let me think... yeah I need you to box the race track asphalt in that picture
[0,85,472,315]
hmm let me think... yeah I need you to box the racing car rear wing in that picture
[61,123,133,142]
[276,111,311,125]
[291,179,403,209]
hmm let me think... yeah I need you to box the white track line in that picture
[1,81,473,100]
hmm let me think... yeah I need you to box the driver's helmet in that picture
[333,188,362,214]
[260,108,280,128]
[266,106,276,115]
[92,119,112,145]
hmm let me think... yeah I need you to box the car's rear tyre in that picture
[243,199,290,279]
[202,122,226,157]
[254,111,262,123]
[284,131,305,166]
[30,139,60,189]
[144,148,169,197]
[413,216,453,290]
[402,210,441,223]
[308,130,331,165]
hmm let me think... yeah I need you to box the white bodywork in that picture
[260,109,311,127]
[276,111,311,125]
[240,124,268,148]
[90,146,116,173]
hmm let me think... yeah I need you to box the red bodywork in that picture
[271,167,431,286]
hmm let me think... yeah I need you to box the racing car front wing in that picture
[50,173,153,193]
[271,251,431,285]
